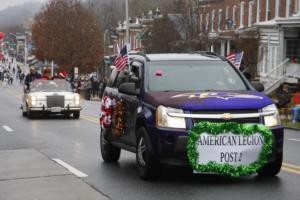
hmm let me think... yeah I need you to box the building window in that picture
[211,10,215,32]
[218,9,222,32]
[200,14,203,31]
[248,1,254,26]
[225,6,229,30]
[286,0,291,17]
[266,0,271,20]
[206,13,210,32]
[257,0,261,22]
[233,5,237,28]
[286,39,300,60]
[275,0,280,17]
[240,1,244,28]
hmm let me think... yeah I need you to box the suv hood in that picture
[145,91,273,110]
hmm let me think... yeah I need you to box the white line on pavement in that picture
[52,159,88,178]
[288,138,300,142]
[2,125,14,132]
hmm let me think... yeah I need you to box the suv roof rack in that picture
[128,51,150,61]
[192,51,227,61]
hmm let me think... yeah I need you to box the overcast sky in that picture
[0,0,47,11]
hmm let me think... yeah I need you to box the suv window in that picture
[148,60,247,91]
[111,64,142,90]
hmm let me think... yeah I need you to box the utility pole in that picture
[24,35,27,69]
[125,0,129,45]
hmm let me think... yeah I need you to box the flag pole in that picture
[125,0,131,71]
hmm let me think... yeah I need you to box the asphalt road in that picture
[1,83,300,200]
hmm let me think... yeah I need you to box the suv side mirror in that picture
[119,82,138,95]
[251,81,264,92]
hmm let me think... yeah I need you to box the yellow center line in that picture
[281,166,300,175]
[81,114,98,121]
[282,163,300,171]
[81,115,99,123]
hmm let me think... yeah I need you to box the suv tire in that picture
[136,127,160,180]
[100,128,121,163]
[257,151,282,177]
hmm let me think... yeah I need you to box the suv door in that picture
[102,64,142,148]
[117,62,142,147]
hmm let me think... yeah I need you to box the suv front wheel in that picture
[257,151,282,177]
[136,127,160,180]
[100,128,121,163]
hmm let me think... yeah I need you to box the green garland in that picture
[187,121,273,177]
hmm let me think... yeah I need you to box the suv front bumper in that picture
[147,125,284,166]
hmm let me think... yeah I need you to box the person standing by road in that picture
[24,67,42,90]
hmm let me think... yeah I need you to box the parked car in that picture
[99,52,283,180]
[21,79,81,119]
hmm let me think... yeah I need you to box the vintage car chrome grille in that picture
[190,109,260,124]
[47,96,65,108]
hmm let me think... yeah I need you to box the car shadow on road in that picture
[24,114,77,121]
[100,159,282,186]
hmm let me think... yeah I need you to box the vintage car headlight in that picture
[74,95,80,105]
[156,105,186,129]
[31,96,37,106]
[263,104,281,127]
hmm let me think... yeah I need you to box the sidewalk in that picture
[0,149,108,200]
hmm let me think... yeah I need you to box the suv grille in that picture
[191,109,260,124]
[47,96,64,108]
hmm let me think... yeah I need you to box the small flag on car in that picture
[226,51,244,69]
[113,45,128,71]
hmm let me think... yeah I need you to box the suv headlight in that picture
[263,104,281,127]
[156,105,186,129]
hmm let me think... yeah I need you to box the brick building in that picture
[198,0,300,92]
[111,11,162,55]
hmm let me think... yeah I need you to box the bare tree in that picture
[32,0,103,73]
[147,15,181,53]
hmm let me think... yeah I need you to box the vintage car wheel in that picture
[26,106,34,119]
[73,111,80,119]
[22,110,27,117]
[136,127,160,180]
[100,128,121,162]
[257,151,282,177]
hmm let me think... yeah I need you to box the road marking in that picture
[52,159,88,178]
[81,114,99,123]
[2,125,14,132]
[287,138,300,142]
[283,163,300,171]
[282,166,300,175]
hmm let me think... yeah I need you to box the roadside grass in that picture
[282,119,300,129]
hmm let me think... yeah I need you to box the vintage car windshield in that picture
[30,79,72,92]
[148,60,248,91]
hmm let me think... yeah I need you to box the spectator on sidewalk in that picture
[291,92,300,123]
[275,84,291,109]
[99,76,108,98]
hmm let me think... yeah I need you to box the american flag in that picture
[113,45,128,71]
[226,52,244,69]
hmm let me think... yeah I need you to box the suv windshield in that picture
[148,61,247,91]
[30,79,72,92]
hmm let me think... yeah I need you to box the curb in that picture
[284,126,300,131]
